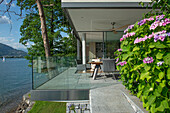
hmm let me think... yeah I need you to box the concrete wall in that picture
[62,0,151,2]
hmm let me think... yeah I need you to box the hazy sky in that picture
[0,0,27,51]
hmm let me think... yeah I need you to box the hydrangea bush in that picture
[115,13,170,113]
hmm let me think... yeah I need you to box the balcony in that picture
[31,56,119,101]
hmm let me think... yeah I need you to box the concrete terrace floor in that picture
[36,67,147,113]
[37,67,120,90]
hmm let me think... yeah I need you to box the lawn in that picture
[28,101,66,113]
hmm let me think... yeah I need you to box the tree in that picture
[140,0,170,17]
[17,0,76,60]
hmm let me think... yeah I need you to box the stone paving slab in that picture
[90,83,135,113]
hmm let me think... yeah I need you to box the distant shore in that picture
[0,56,26,58]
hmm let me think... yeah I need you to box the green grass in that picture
[28,101,66,113]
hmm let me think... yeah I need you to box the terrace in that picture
[31,56,120,100]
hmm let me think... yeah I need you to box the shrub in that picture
[115,13,170,112]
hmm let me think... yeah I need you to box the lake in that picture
[0,58,32,112]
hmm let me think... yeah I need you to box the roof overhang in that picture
[62,0,152,42]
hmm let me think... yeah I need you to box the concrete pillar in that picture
[77,39,80,60]
[82,33,86,64]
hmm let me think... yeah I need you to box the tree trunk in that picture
[50,7,54,55]
[36,0,51,57]
[36,0,53,79]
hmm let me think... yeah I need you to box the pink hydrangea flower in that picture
[117,61,127,66]
[134,37,139,44]
[150,17,170,30]
[147,34,154,39]
[134,30,168,44]
[117,49,122,52]
[150,21,159,30]
[146,17,154,21]
[120,32,135,41]
[120,37,124,42]
[143,57,154,64]
[116,58,119,63]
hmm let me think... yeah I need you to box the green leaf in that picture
[122,47,128,52]
[128,58,133,62]
[158,85,162,93]
[129,84,132,89]
[122,54,129,60]
[123,40,128,45]
[167,68,170,80]
[160,80,166,88]
[162,99,169,109]
[155,42,166,48]
[148,95,156,106]
[137,91,142,98]
[144,65,151,71]
[151,104,157,113]
[133,46,140,51]
[140,72,149,80]
[156,104,164,112]
[163,53,170,65]
[162,87,168,97]
[149,43,155,48]
[156,53,163,59]
[154,89,161,97]
[158,72,165,80]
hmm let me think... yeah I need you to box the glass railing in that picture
[32,56,119,90]
[32,56,76,89]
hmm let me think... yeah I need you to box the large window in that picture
[104,32,124,58]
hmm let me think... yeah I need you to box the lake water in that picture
[0,58,32,112]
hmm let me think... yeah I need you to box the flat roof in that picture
[62,0,151,8]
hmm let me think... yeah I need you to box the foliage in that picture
[115,13,170,113]
[139,0,170,18]
[28,101,66,113]
[17,0,76,62]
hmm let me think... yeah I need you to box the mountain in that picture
[0,43,27,57]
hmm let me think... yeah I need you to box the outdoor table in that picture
[89,62,103,80]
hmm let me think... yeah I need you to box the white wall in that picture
[62,0,151,2]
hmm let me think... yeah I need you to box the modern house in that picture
[31,0,151,101]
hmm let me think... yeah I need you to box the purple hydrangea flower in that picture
[157,61,164,66]
[143,57,154,64]
[154,31,167,42]
[138,19,146,26]
[167,32,170,36]
[124,24,134,33]
[156,15,165,21]
[154,34,159,42]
